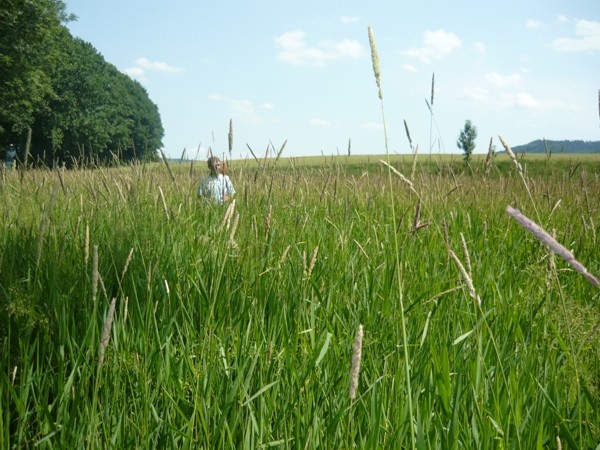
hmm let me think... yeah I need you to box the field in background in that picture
[1,154,599,448]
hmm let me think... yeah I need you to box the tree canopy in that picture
[0,0,163,165]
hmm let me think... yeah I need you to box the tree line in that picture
[0,0,163,166]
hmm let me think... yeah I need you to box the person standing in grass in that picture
[197,156,235,204]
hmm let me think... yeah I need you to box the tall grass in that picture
[1,153,599,448]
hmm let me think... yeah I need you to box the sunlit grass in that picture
[1,154,599,448]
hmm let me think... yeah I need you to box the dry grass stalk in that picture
[265,204,273,240]
[411,144,419,182]
[221,199,236,231]
[368,26,382,100]
[158,186,169,220]
[98,297,117,370]
[160,149,176,183]
[228,118,233,156]
[459,232,472,278]
[484,137,494,175]
[449,250,481,306]
[506,206,599,287]
[229,212,240,242]
[84,224,90,266]
[92,245,99,304]
[279,245,291,266]
[498,135,522,174]
[306,246,319,278]
[349,324,364,400]
[121,248,135,280]
[378,160,415,192]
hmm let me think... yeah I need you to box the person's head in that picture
[207,156,221,175]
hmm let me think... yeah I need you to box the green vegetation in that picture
[0,0,163,165]
[457,120,478,164]
[1,155,599,448]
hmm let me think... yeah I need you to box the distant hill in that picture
[510,139,600,154]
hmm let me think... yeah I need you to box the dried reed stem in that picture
[506,206,599,287]
[349,324,364,400]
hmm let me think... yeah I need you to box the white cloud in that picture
[275,31,366,65]
[340,16,360,24]
[360,122,383,130]
[557,15,568,23]
[549,20,600,52]
[499,92,578,111]
[463,86,489,102]
[474,42,486,54]
[310,118,331,127]
[209,95,267,124]
[260,103,275,110]
[486,72,523,88]
[402,29,462,63]
[402,64,417,73]
[124,67,148,84]
[134,57,183,74]
[526,19,541,29]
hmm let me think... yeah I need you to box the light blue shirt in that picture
[197,174,235,204]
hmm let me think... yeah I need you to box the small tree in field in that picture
[457,120,477,164]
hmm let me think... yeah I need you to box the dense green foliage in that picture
[512,139,600,155]
[457,120,477,164]
[0,0,163,164]
[1,156,599,448]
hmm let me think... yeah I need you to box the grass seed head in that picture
[350,324,364,400]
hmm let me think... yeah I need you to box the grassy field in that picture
[1,153,599,448]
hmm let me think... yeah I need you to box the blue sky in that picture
[65,0,600,159]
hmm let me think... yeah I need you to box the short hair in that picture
[207,156,220,172]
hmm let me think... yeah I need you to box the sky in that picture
[65,0,600,160]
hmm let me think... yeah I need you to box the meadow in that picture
[1,152,599,449]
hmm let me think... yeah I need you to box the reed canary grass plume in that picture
[459,232,472,278]
[160,149,176,183]
[368,26,382,100]
[349,324,364,400]
[228,118,233,156]
[92,245,99,304]
[484,137,494,175]
[265,204,272,240]
[449,250,481,306]
[404,119,413,151]
[498,135,522,174]
[98,297,117,371]
[506,206,600,287]
[121,248,134,280]
[158,186,169,220]
[306,246,319,278]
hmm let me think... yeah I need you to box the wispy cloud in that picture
[402,29,461,63]
[526,19,542,29]
[134,57,183,74]
[486,72,523,88]
[402,64,418,73]
[275,31,365,65]
[500,92,579,111]
[360,122,383,130]
[209,95,269,124]
[463,86,489,102]
[124,57,183,83]
[340,16,360,24]
[549,19,600,52]
[309,118,331,127]
[474,42,486,54]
